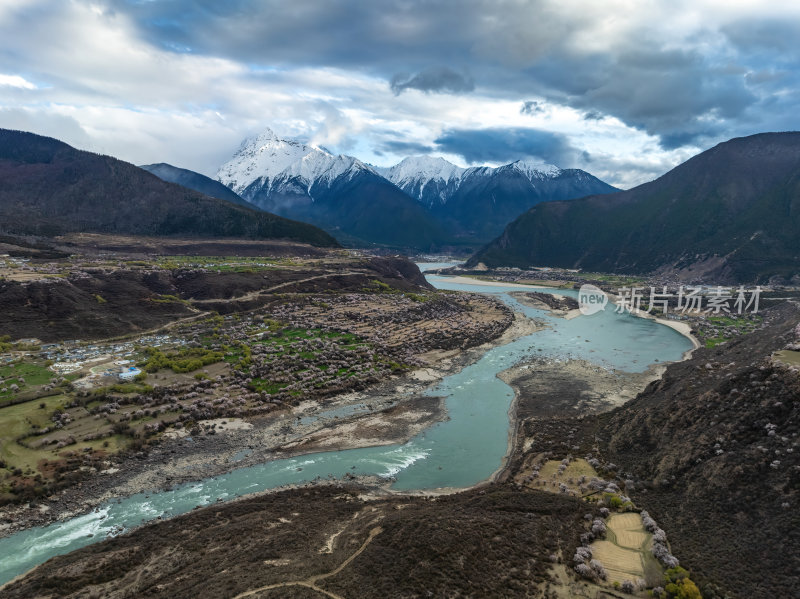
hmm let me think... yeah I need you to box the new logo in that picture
[578,284,608,315]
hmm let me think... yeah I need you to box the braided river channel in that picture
[0,264,691,584]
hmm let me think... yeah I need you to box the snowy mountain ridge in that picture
[218,129,568,204]
[216,128,376,196]
[213,128,618,247]
[376,155,564,202]
[213,128,445,248]
[376,156,466,186]
[507,159,562,180]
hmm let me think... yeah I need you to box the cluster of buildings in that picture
[43,341,136,374]
[21,334,184,386]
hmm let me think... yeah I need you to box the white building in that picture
[119,367,142,381]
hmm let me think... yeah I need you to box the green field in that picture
[700,314,763,347]
[581,272,646,286]
[153,255,299,272]
[0,395,70,474]
[0,362,55,403]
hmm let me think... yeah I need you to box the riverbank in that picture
[379,311,549,499]
[421,275,696,495]
[437,275,553,290]
[498,358,665,419]
[508,290,582,320]
[0,309,542,538]
[648,315,700,354]
[604,292,702,358]
[446,274,701,353]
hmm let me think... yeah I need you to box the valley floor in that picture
[1,241,532,536]
[2,250,798,599]
[0,308,540,537]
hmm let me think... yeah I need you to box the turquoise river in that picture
[0,265,692,585]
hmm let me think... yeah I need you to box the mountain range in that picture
[0,129,338,247]
[376,156,616,242]
[469,132,800,284]
[216,129,616,249]
[7,126,798,284]
[216,130,444,249]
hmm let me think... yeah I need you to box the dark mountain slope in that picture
[469,133,800,283]
[597,302,800,598]
[427,165,617,242]
[1,484,589,599]
[140,162,256,208]
[0,253,433,342]
[239,170,446,250]
[381,157,618,243]
[0,129,338,247]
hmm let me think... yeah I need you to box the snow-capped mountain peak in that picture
[375,156,468,206]
[379,155,566,207]
[287,151,371,186]
[212,129,617,247]
[508,160,562,180]
[216,129,373,195]
[380,155,465,186]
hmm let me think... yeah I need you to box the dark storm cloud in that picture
[110,0,473,70]
[104,1,800,152]
[434,127,577,165]
[528,45,758,149]
[390,67,474,95]
[721,19,800,55]
[379,139,436,154]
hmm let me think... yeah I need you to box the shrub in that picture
[111,422,132,436]
[142,347,223,374]
[664,567,689,583]
[664,578,702,599]
[661,566,701,599]
[589,559,607,580]
[573,546,592,563]
[591,518,607,538]
[574,563,595,580]
[621,580,635,593]
[653,541,680,568]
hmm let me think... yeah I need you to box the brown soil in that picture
[0,241,432,342]
[55,233,332,258]
[0,484,589,599]
[501,301,800,599]
[499,359,663,419]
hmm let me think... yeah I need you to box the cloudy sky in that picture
[1,0,798,188]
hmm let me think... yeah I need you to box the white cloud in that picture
[0,74,36,89]
[0,0,796,187]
